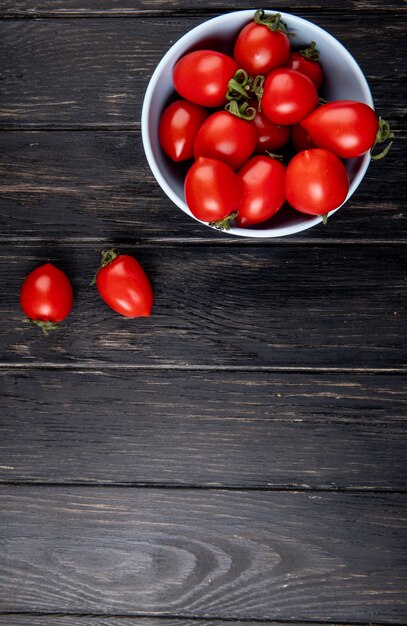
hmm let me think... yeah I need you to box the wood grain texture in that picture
[0,130,405,242]
[0,618,366,626]
[0,0,405,16]
[0,369,406,488]
[0,16,405,128]
[2,243,406,369]
[0,487,406,621]
[0,2,406,624]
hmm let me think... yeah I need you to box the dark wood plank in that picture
[2,242,405,369]
[0,618,363,626]
[0,487,406,621]
[0,0,405,16]
[0,130,404,241]
[0,369,405,488]
[0,16,405,127]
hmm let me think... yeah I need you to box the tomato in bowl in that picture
[141,10,375,238]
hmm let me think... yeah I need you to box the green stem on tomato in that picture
[265,151,285,162]
[225,99,257,120]
[209,210,239,231]
[300,41,320,61]
[252,74,265,111]
[254,9,287,33]
[226,69,252,102]
[371,117,394,160]
[100,248,119,268]
[32,319,60,335]
[91,248,120,285]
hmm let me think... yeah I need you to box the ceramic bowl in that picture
[141,9,373,237]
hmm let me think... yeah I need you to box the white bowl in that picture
[142,9,373,238]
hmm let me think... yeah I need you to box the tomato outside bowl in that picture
[141,10,374,238]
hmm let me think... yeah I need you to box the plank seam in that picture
[0,482,406,494]
[0,125,405,135]
[0,364,405,373]
[0,8,405,18]
[0,126,140,131]
[0,238,406,246]
[0,611,401,625]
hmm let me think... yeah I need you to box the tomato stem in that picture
[225,99,257,121]
[265,151,285,162]
[371,117,394,160]
[209,210,239,231]
[100,248,119,268]
[31,319,60,335]
[91,248,120,285]
[252,74,265,111]
[226,70,265,113]
[321,213,328,225]
[299,41,320,61]
[254,9,288,34]
[226,69,252,102]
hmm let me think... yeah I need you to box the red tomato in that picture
[234,10,290,76]
[173,50,238,108]
[96,250,153,318]
[237,155,286,227]
[285,149,349,216]
[251,105,290,153]
[300,100,379,158]
[261,68,319,125]
[290,123,316,152]
[158,99,208,161]
[287,42,323,90]
[184,156,242,223]
[194,110,257,170]
[20,263,73,333]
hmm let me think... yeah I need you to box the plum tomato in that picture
[261,68,319,125]
[237,155,286,227]
[234,9,290,77]
[300,100,380,158]
[184,156,243,224]
[251,104,290,153]
[158,99,208,161]
[287,42,323,90]
[285,148,349,217]
[173,50,238,108]
[20,263,73,334]
[193,110,257,170]
[290,123,316,152]
[95,249,153,318]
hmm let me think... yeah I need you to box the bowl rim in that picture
[141,9,374,238]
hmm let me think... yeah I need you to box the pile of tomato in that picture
[158,9,393,230]
[19,10,394,334]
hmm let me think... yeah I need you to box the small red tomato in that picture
[234,10,290,76]
[20,263,73,334]
[300,100,379,158]
[96,249,153,318]
[173,50,238,108]
[158,99,208,161]
[285,148,349,216]
[251,106,290,153]
[184,156,242,223]
[237,155,286,227]
[290,123,316,152]
[287,42,323,90]
[262,68,319,125]
[194,110,257,170]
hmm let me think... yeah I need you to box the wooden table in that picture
[0,1,406,624]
